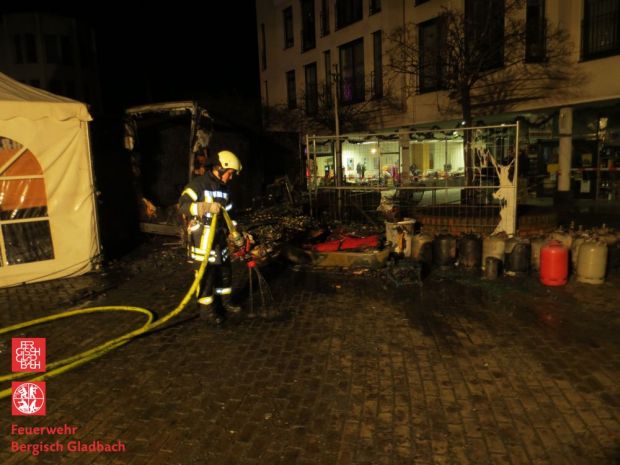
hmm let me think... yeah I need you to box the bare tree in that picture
[386,0,584,184]
[263,71,401,135]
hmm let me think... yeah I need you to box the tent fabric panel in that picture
[0,117,99,287]
[0,72,92,122]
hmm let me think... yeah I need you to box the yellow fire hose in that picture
[0,210,238,399]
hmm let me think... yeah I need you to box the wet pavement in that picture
[0,235,619,465]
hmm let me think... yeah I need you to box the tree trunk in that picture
[461,91,474,187]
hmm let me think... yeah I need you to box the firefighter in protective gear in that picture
[178,150,243,325]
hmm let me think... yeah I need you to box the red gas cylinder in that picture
[539,240,569,286]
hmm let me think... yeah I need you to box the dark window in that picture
[283,7,294,49]
[415,0,431,4]
[60,36,74,65]
[78,30,94,67]
[48,78,63,95]
[320,0,330,36]
[44,35,60,64]
[465,0,505,70]
[324,50,332,106]
[305,62,318,115]
[370,0,381,15]
[526,0,546,62]
[339,38,365,104]
[261,23,267,70]
[301,0,316,52]
[24,34,37,63]
[83,82,91,103]
[582,0,620,60]
[372,30,383,98]
[286,70,297,109]
[419,18,444,92]
[65,80,76,98]
[13,35,23,64]
[336,0,363,30]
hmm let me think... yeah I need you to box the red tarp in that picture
[312,235,380,252]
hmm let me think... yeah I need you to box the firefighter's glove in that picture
[231,232,246,249]
[196,201,221,217]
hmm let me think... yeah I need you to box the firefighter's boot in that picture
[221,296,242,315]
[216,287,241,315]
[198,296,226,326]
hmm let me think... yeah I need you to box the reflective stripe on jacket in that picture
[179,172,234,263]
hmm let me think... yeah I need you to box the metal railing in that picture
[305,124,520,235]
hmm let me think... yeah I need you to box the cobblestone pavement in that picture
[0,236,619,465]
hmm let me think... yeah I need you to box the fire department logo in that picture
[12,338,46,372]
[12,381,46,416]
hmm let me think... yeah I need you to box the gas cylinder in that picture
[570,235,589,272]
[530,235,547,272]
[433,233,457,268]
[610,232,620,270]
[484,256,502,280]
[550,226,574,250]
[597,226,617,270]
[596,224,617,246]
[505,237,531,275]
[411,231,434,265]
[482,233,507,270]
[385,219,415,256]
[576,239,608,284]
[458,234,482,268]
[540,240,568,286]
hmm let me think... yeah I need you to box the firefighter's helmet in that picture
[216,150,242,173]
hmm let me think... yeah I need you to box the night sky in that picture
[3,3,260,114]
[94,2,260,113]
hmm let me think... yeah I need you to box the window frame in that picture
[335,0,363,30]
[320,0,330,36]
[260,23,267,70]
[339,37,365,104]
[581,0,620,60]
[305,62,319,115]
[372,30,383,98]
[301,0,317,52]
[283,6,294,49]
[418,17,444,93]
[324,50,333,107]
[525,0,547,62]
[24,33,38,63]
[465,0,505,71]
[286,70,297,109]
[369,0,381,15]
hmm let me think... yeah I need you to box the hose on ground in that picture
[0,211,234,399]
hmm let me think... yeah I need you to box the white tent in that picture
[0,72,100,287]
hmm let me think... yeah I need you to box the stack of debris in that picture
[241,205,318,245]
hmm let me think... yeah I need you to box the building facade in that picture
[0,12,102,111]
[256,0,620,199]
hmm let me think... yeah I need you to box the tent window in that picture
[2,222,54,265]
[0,137,54,267]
